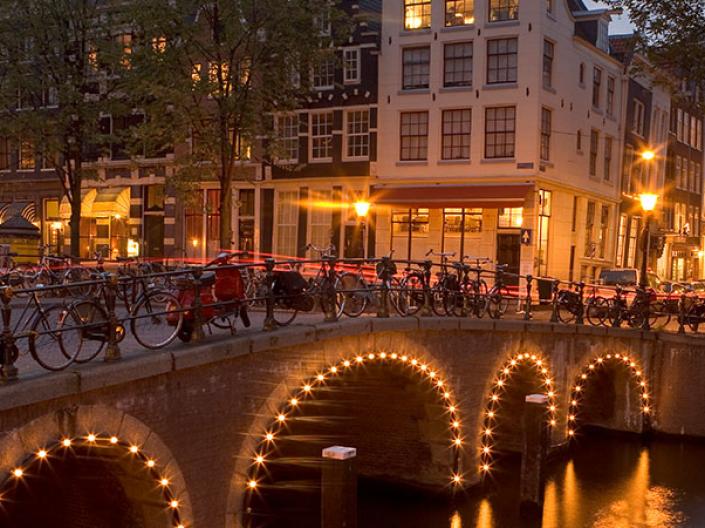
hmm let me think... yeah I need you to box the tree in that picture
[128,0,346,251]
[610,0,705,104]
[0,0,127,259]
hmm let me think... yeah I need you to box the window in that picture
[543,40,554,89]
[343,48,361,84]
[597,21,609,52]
[403,47,430,90]
[546,0,553,13]
[443,208,482,234]
[607,76,615,116]
[277,114,299,162]
[589,130,599,176]
[632,100,645,136]
[489,0,518,22]
[145,185,165,212]
[400,111,429,161]
[404,0,432,30]
[444,42,473,88]
[576,130,582,151]
[345,110,370,159]
[392,209,430,235]
[311,112,334,161]
[616,214,627,266]
[442,109,472,160]
[276,191,298,257]
[237,189,255,252]
[592,67,602,108]
[117,33,132,69]
[598,205,609,258]
[152,36,167,53]
[604,136,613,181]
[584,201,595,257]
[313,58,335,90]
[18,139,34,170]
[579,63,585,85]
[487,38,518,84]
[537,190,552,276]
[540,108,551,161]
[309,189,333,252]
[445,0,475,26]
[498,207,523,228]
[485,106,516,159]
[0,138,9,170]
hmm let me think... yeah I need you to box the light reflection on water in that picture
[355,433,705,528]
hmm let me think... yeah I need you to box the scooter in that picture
[168,252,251,342]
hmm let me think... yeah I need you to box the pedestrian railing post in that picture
[678,292,687,334]
[376,259,390,319]
[104,274,122,362]
[549,279,560,324]
[640,286,651,332]
[263,259,277,331]
[190,268,205,342]
[576,282,585,325]
[323,256,338,323]
[421,259,433,317]
[0,286,18,383]
[524,274,533,321]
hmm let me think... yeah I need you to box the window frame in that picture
[592,67,602,108]
[540,107,552,161]
[445,0,475,27]
[488,0,519,22]
[542,39,554,89]
[343,108,370,161]
[443,41,473,88]
[400,111,430,161]
[404,0,432,30]
[486,37,518,85]
[309,111,334,162]
[589,129,599,177]
[632,99,646,137]
[441,108,472,161]
[343,47,361,85]
[402,46,431,90]
[276,114,299,164]
[484,106,516,159]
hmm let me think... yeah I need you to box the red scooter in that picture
[168,252,251,342]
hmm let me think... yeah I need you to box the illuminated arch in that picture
[243,351,466,502]
[0,407,191,527]
[567,352,651,438]
[479,352,558,476]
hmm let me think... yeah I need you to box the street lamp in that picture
[638,193,658,289]
[640,149,656,162]
[353,200,370,259]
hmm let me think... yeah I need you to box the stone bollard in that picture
[519,394,549,519]
[321,446,357,528]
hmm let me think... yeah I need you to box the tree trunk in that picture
[219,174,233,251]
[69,162,82,261]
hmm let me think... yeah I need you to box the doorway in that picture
[144,215,164,258]
[496,234,521,286]
[344,224,364,258]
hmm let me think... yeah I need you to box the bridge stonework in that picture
[1,319,705,527]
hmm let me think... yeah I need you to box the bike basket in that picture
[558,290,580,304]
[215,267,245,301]
[273,270,308,296]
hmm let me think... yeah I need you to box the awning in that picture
[91,187,130,218]
[0,202,36,223]
[60,189,97,219]
[370,184,533,209]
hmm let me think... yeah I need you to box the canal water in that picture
[258,431,705,527]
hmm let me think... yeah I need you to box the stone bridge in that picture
[1,318,705,527]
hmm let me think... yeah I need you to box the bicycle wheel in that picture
[586,297,608,326]
[131,291,183,349]
[339,272,368,318]
[397,273,425,316]
[649,301,670,330]
[59,300,108,363]
[557,299,577,324]
[444,288,465,317]
[431,283,448,316]
[685,303,705,332]
[28,305,79,371]
[605,298,625,327]
[486,290,509,319]
[64,266,93,297]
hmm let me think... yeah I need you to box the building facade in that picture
[371,0,624,283]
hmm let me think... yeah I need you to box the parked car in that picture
[598,268,661,289]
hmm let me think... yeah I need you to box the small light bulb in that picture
[12,468,23,478]
[642,393,649,400]
[317,374,325,381]
[497,380,504,387]
[517,354,524,360]
[568,429,575,436]
[62,438,72,447]
[436,380,443,387]
[255,455,264,464]
[491,394,499,401]
[589,364,595,370]
[343,360,350,367]
[454,438,462,446]
[277,414,286,422]
[87,434,97,443]
[356,356,364,363]
[606,354,612,359]
[129,445,139,454]
[443,392,450,399]
[110,436,119,444]
[541,368,548,374]
[380,353,387,359]
[411,359,418,365]
[169,499,179,508]
[581,374,588,379]
[420,364,428,372]
[571,400,578,406]
[369,353,376,360]
[550,419,556,426]
[487,411,495,418]
[536,359,543,366]
[482,464,490,472]
[290,398,298,406]
[530,354,537,361]
[265,433,274,441]
[401,355,408,362]
[160,478,170,486]
[640,381,646,387]
[482,446,490,454]
[574,386,581,392]
[569,415,575,421]
[330,366,337,374]
[452,421,460,428]
[248,480,257,489]
[146,459,156,468]
[597,358,604,363]
[503,368,510,375]
[510,359,517,366]
[37,450,47,459]
[549,405,556,412]
[449,405,456,413]
[391,353,398,359]
[453,474,463,483]
[303,385,312,392]
[548,391,555,398]
[429,370,436,378]
[484,428,492,436]
[643,406,650,413]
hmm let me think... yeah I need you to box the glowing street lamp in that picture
[637,193,658,327]
[640,149,656,162]
[353,200,371,260]
[638,193,658,212]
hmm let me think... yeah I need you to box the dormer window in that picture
[597,20,609,52]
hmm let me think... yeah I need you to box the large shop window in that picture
[309,190,333,253]
[276,191,299,257]
[238,189,255,252]
[392,209,430,236]
[537,190,551,276]
[443,208,482,234]
[497,207,522,228]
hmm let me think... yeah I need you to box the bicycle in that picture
[426,250,457,316]
[485,264,511,319]
[25,245,91,297]
[337,251,402,317]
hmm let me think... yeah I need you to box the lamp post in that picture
[638,193,658,289]
[353,200,370,260]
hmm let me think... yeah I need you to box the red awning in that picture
[370,184,533,209]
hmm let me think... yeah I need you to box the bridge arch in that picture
[567,352,651,437]
[479,351,558,476]
[0,405,192,528]
[234,350,465,525]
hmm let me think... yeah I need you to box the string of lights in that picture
[567,353,651,438]
[0,435,186,528]
[244,351,466,493]
[480,353,558,476]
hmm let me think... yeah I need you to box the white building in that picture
[372,0,625,283]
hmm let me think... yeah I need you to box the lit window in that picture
[345,110,369,158]
[276,191,298,257]
[392,209,430,235]
[489,0,518,22]
[404,0,432,30]
[152,36,167,53]
[445,0,475,27]
[311,112,334,160]
[443,208,482,234]
[498,207,523,228]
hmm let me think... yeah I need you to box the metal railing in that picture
[0,253,702,382]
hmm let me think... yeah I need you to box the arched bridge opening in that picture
[242,352,463,526]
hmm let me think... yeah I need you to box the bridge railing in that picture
[0,253,701,381]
